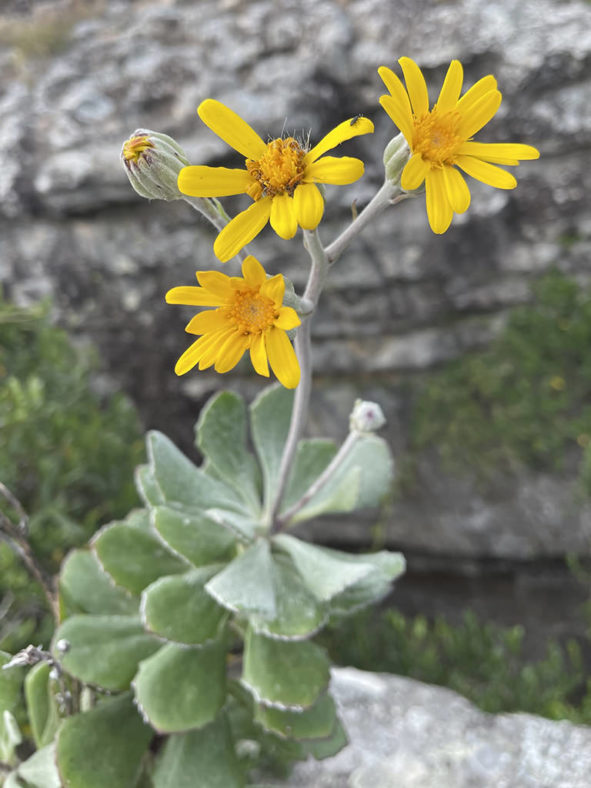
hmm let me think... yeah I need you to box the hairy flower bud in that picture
[122,130,190,201]
[349,399,386,433]
[383,132,410,185]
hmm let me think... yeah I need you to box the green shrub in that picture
[321,607,591,723]
[0,296,144,651]
[412,271,591,490]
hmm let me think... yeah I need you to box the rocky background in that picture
[1,0,591,652]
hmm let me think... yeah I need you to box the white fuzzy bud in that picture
[383,132,410,185]
[122,129,190,201]
[350,399,386,433]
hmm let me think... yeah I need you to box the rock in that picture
[264,667,591,787]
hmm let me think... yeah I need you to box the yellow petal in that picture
[306,156,364,185]
[165,286,222,307]
[184,309,227,335]
[250,332,270,378]
[197,99,266,160]
[265,326,300,389]
[197,328,235,370]
[293,182,324,230]
[425,169,453,234]
[177,166,252,197]
[213,198,272,262]
[442,166,471,214]
[241,255,267,287]
[270,193,297,240]
[456,75,497,116]
[274,306,301,331]
[174,337,206,375]
[457,90,502,139]
[379,95,414,145]
[195,270,233,297]
[400,153,429,191]
[305,117,374,164]
[455,155,517,189]
[436,60,463,112]
[457,142,540,162]
[399,56,429,117]
[260,273,285,308]
[214,332,248,373]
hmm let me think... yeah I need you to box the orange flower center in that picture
[227,288,277,335]
[245,137,306,200]
[412,108,463,166]
[123,134,154,163]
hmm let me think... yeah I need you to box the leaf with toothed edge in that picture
[329,550,406,617]
[196,390,262,514]
[56,692,152,788]
[204,507,257,543]
[52,615,160,691]
[152,505,236,566]
[254,691,338,740]
[135,464,165,506]
[133,640,226,734]
[242,628,330,710]
[93,520,188,595]
[141,568,227,645]
[205,539,276,618]
[59,549,137,617]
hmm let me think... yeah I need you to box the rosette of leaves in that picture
[4,385,404,787]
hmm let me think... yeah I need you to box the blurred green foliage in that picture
[321,607,591,724]
[412,270,591,489]
[0,296,144,651]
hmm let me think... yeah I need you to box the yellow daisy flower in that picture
[165,255,301,389]
[177,100,374,261]
[378,57,540,234]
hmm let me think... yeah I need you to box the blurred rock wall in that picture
[1,0,591,563]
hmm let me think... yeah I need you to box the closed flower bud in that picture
[122,129,189,201]
[383,132,410,185]
[350,399,386,433]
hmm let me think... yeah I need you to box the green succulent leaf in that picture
[329,550,406,617]
[24,662,60,749]
[153,506,236,566]
[254,691,338,740]
[56,692,152,788]
[249,385,294,512]
[281,439,337,511]
[196,391,261,514]
[147,431,243,512]
[242,629,330,710]
[59,549,137,617]
[135,464,165,506]
[272,534,374,601]
[304,713,348,760]
[93,520,188,595]
[250,554,326,640]
[133,640,226,734]
[141,568,227,645]
[52,615,160,691]
[205,539,276,618]
[0,650,24,764]
[287,467,361,523]
[4,744,61,788]
[152,714,244,788]
[204,508,257,543]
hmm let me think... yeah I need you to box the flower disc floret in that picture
[378,57,540,234]
[177,99,374,262]
[165,256,301,389]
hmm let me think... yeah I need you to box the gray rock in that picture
[265,668,591,787]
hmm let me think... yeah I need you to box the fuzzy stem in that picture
[276,431,361,528]
[268,229,329,531]
[182,196,249,264]
[324,180,406,264]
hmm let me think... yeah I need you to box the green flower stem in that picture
[276,430,361,528]
[324,180,406,264]
[269,229,329,532]
[182,196,249,263]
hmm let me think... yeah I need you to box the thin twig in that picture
[0,483,59,621]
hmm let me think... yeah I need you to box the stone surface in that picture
[265,667,591,787]
[1,0,591,565]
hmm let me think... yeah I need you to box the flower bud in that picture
[121,129,189,201]
[349,399,386,433]
[383,132,409,185]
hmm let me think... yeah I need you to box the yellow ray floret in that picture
[177,99,374,261]
[165,256,301,389]
[378,57,540,234]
